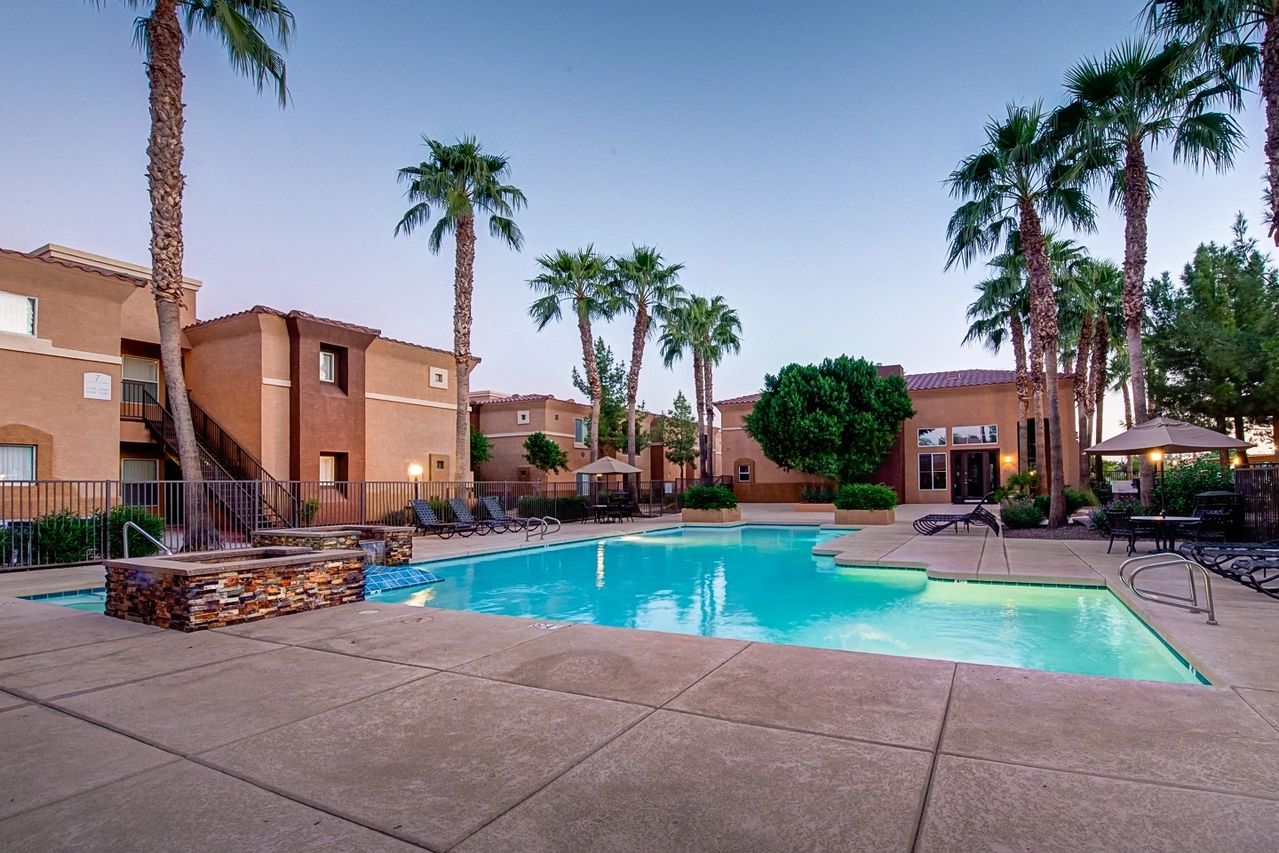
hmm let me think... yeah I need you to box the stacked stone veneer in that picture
[104,547,366,632]
[251,525,415,566]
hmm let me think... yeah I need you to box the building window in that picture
[429,368,448,389]
[122,356,160,405]
[319,452,348,486]
[574,418,587,446]
[0,291,36,336]
[737,463,752,483]
[121,458,159,507]
[319,349,336,383]
[953,425,998,445]
[517,410,530,425]
[917,428,947,447]
[0,445,36,481]
[918,452,947,491]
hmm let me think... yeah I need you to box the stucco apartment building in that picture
[471,391,682,483]
[717,368,1080,504]
[0,244,461,490]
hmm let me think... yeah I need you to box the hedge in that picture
[682,485,738,510]
[834,483,897,511]
[1000,498,1045,530]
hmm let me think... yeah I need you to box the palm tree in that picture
[659,296,705,480]
[946,104,1102,527]
[1145,2,1271,237]
[697,295,743,483]
[1063,38,1243,503]
[612,247,685,468]
[962,251,1034,469]
[101,0,293,549]
[528,247,615,461]
[395,137,526,480]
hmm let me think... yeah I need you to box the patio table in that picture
[1131,516,1200,553]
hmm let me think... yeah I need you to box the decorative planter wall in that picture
[791,503,835,513]
[834,508,896,525]
[682,508,743,524]
[251,524,415,566]
[105,546,366,631]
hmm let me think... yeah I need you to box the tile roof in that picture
[715,368,1074,405]
[0,246,149,286]
[184,305,455,356]
[472,393,557,406]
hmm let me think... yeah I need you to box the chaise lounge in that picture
[912,492,1001,536]
[447,498,503,535]
[478,496,528,532]
[409,499,477,539]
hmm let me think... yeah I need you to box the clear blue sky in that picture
[1,0,1269,428]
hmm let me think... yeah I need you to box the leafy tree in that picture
[396,136,526,479]
[529,248,615,461]
[1063,38,1243,500]
[743,356,915,484]
[1145,214,1279,450]
[946,103,1104,526]
[470,427,492,473]
[99,0,293,549]
[572,338,647,456]
[612,247,684,467]
[657,391,698,475]
[523,432,569,474]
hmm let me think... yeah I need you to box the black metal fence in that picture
[0,476,723,570]
[1235,467,1279,542]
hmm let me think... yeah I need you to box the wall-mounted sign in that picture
[83,372,112,400]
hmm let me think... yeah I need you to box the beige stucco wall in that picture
[474,398,591,482]
[363,338,458,481]
[119,283,197,346]
[185,313,265,465]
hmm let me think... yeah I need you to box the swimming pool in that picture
[377,525,1202,684]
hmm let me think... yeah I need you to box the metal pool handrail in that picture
[1119,553,1217,625]
[525,516,562,542]
[122,521,174,559]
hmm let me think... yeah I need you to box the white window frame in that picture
[319,453,337,484]
[122,356,160,401]
[429,367,448,389]
[516,410,531,425]
[319,350,336,384]
[574,417,587,447]
[0,444,37,481]
[0,291,37,337]
[952,424,998,445]
[737,463,751,483]
[918,452,947,491]
[917,427,947,448]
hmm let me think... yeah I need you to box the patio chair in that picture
[478,496,528,532]
[605,493,638,522]
[447,498,502,535]
[912,492,1001,536]
[1104,508,1159,555]
[1177,506,1229,544]
[409,499,475,539]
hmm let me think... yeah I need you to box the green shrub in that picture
[1032,488,1093,518]
[32,510,98,565]
[301,498,322,526]
[382,508,412,526]
[682,485,738,510]
[516,494,590,521]
[0,527,11,566]
[1153,457,1233,516]
[1000,498,1045,530]
[834,483,897,511]
[105,505,166,558]
[798,484,836,504]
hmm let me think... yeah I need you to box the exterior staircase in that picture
[134,386,299,536]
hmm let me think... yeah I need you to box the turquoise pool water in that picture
[21,589,107,612]
[377,526,1202,684]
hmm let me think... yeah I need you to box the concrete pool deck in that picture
[1,504,1277,850]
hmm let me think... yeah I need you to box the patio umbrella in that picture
[571,457,643,476]
[1085,416,1253,455]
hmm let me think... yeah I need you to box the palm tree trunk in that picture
[692,352,705,483]
[1010,312,1031,473]
[1028,312,1046,490]
[1074,314,1093,488]
[453,215,476,482]
[703,360,716,486]
[625,307,647,467]
[1121,382,1132,430]
[1122,140,1155,506]
[1020,201,1067,527]
[1264,16,1279,246]
[578,312,601,462]
[1090,315,1109,485]
[146,0,219,551]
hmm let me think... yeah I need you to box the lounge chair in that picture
[1181,540,1279,599]
[409,499,475,539]
[447,498,502,535]
[912,492,1001,536]
[478,496,528,532]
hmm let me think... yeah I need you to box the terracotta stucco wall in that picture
[119,283,197,346]
[474,399,590,482]
[718,403,834,501]
[186,313,265,465]
[363,339,457,481]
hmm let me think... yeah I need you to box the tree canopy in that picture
[572,337,648,455]
[656,391,697,471]
[522,432,568,474]
[743,356,915,484]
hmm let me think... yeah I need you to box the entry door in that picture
[952,450,997,503]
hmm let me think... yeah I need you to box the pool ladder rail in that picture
[1119,554,1217,625]
[122,521,174,559]
[525,516,561,542]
